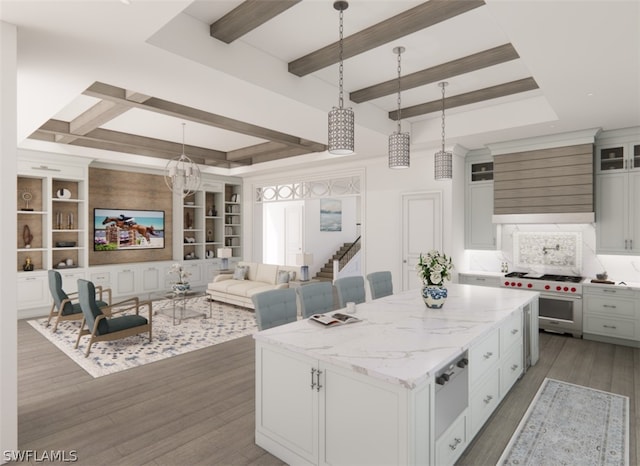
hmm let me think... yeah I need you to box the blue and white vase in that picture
[172,282,190,294]
[422,285,448,309]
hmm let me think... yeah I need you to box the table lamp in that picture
[296,253,313,281]
[217,247,232,270]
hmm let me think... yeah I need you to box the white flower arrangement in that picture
[416,250,453,286]
[169,263,191,284]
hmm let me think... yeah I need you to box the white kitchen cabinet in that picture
[465,156,496,250]
[115,267,136,296]
[57,269,85,294]
[596,140,640,254]
[255,342,426,466]
[458,273,501,287]
[17,272,49,311]
[583,285,640,345]
[435,409,468,466]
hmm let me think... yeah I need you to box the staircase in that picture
[314,242,357,281]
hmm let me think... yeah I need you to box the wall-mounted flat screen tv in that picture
[94,208,165,251]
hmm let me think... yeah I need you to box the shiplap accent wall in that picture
[89,167,173,265]
[494,143,594,214]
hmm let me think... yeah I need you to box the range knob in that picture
[456,358,469,368]
[571,287,577,292]
[527,283,533,288]
[511,282,516,287]
[436,373,450,385]
[517,282,522,287]
[504,281,510,286]
[545,285,551,290]
[563,286,569,292]
[556,286,562,291]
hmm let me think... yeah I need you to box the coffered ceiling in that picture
[2,0,638,174]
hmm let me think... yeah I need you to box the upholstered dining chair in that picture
[296,281,335,319]
[334,276,366,308]
[75,279,152,357]
[251,288,298,331]
[47,269,111,333]
[366,271,394,300]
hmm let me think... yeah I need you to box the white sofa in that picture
[206,261,301,309]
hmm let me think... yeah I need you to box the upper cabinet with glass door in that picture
[597,143,640,173]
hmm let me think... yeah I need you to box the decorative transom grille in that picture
[256,176,360,203]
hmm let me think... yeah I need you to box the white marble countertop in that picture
[254,284,539,389]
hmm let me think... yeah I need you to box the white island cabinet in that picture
[254,284,539,466]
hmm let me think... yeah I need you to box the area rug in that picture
[28,297,258,378]
[499,378,629,466]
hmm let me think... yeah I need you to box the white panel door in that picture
[285,203,303,266]
[402,192,442,291]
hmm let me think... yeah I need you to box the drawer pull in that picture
[510,329,519,335]
[483,395,493,404]
[448,438,462,451]
[603,304,617,309]
[603,324,617,330]
[511,364,519,372]
[602,289,617,294]
[483,351,494,360]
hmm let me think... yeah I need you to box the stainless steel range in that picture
[501,272,583,338]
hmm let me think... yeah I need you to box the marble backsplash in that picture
[463,224,640,283]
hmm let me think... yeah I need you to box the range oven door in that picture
[538,294,582,338]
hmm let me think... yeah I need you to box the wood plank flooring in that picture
[15,320,639,465]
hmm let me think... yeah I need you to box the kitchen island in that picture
[254,284,539,466]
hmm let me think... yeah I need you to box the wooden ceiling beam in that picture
[83,82,325,153]
[389,77,539,120]
[351,43,519,103]
[33,119,232,165]
[210,0,301,44]
[288,0,485,77]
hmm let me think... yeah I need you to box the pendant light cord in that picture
[338,8,344,109]
[440,83,447,153]
[396,49,402,133]
[181,122,186,156]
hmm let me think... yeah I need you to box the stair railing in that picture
[334,236,361,274]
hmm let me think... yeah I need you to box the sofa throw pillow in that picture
[288,271,296,281]
[233,266,248,280]
[277,270,290,284]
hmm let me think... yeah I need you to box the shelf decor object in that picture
[296,253,314,281]
[218,247,232,270]
[164,123,201,198]
[434,82,453,180]
[327,1,354,155]
[389,46,410,169]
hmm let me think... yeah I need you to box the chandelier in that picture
[328,1,354,155]
[434,82,452,180]
[388,46,410,169]
[164,123,201,197]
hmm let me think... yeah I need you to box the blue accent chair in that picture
[75,279,152,357]
[297,281,335,319]
[366,271,394,300]
[334,276,366,308]
[251,288,298,331]
[47,270,111,333]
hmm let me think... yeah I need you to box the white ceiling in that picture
[1,0,639,176]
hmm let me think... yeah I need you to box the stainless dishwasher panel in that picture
[434,354,469,439]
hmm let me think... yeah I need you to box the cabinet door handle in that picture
[483,351,493,360]
[448,438,462,451]
[310,368,317,390]
[511,364,519,372]
[511,329,519,335]
[316,369,323,392]
[483,395,493,404]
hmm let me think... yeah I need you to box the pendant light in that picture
[388,46,410,169]
[328,0,354,155]
[164,123,202,198]
[434,82,453,180]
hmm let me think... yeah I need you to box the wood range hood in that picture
[490,130,599,224]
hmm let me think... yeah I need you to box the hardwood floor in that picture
[15,320,639,465]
